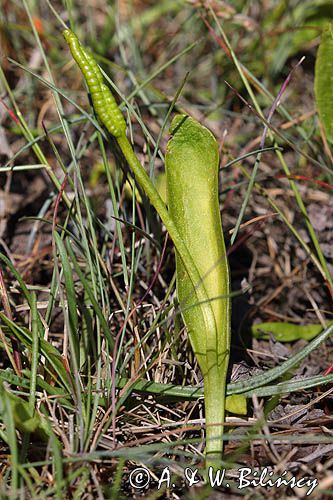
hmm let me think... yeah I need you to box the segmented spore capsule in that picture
[63,29,126,137]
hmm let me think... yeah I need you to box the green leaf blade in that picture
[315,23,333,141]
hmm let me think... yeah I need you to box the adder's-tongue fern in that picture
[64,29,231,467]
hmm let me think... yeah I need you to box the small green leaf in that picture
[252,320,333,342]
[315,23,333,141]
[0,383,50,441]
[225,395,247,415]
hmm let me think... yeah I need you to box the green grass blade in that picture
[54,232,80,365]
[0,314,72,392]
[28,292,39,415]
[0,384,19,495]
[115,372,333,400]
[65,242,115,349]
